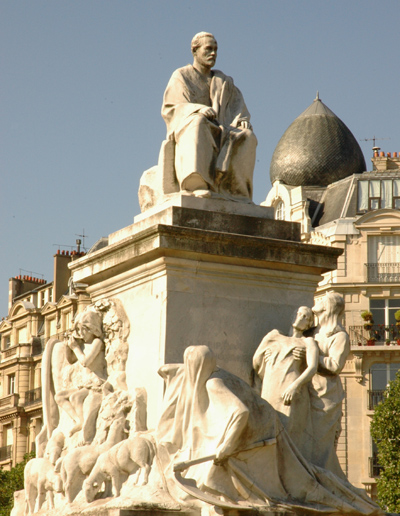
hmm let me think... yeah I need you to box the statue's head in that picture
[191,32,218,69]
[325,292,345,319]
[313,292,344,318]
[292,306,314,333]
[313,292,345,334]
[79,310,103,339]
[183,345,217,386]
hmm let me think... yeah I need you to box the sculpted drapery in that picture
[162,64,257,200]
[310,327,350,477]
[156,345,381,515]
[253,329,315,461]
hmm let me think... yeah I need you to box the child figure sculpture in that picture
[55,311,107,445]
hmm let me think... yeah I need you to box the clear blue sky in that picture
[1,0,399,317]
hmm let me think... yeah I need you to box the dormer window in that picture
[275,200,285,221]
[358,179,400,212]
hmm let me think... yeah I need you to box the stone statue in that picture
[252,306,318,459]
[24,458,62,514]
[309,292,350,478]
[82,434,155,502]
[54,310,107,444]
[157,345,381,515]
[29,299,143,507]
[139,32,257,211]
[19,298,380,516]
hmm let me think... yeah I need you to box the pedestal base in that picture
[70,198,341,427]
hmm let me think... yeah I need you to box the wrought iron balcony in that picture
[369,456,383,478]
[349,324,400,346]
[366,262,400,283]
[368,390,385,410]
[0,444,12,461]
[24,387,42,406]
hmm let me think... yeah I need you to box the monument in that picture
[15,33,383,516]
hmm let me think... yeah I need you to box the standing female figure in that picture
[253,306,318,460]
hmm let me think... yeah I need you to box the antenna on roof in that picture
[360,136,390,154]
[75,229,89,251]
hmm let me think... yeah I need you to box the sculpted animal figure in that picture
[56,415,127,503]
[44,430,64,465]
[24,458,62,514]
[83,434,155,503]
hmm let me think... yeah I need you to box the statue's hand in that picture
[292,346,306,361]
[214,446,228,465]
[263,347,272,363]
[282,385,297,405]
[68,336,79,350]
[199,106,217,120]
[238,120,252,130]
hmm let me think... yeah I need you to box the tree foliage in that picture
[370,371,400,512]
[0,452,35,516]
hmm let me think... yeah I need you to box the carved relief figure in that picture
[309,292,350,478]
[32,299,137,506]
[54,310,106,444]
[24,458,62,514]
[157,345,380,516]
[83,434,155,502]
[253,306,318,459]
[56,409,129,503]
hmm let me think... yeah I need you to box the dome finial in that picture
[314,91,320,101]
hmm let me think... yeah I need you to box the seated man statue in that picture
[139,32,257,211]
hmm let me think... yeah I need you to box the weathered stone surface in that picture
[69,207,342,430]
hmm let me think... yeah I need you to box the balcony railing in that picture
[366,262,400,283]
[368,390,385,410]
[24,387,42,406]
[0,445,12,461]
[369,456,383,478]
[349,324,400,346]
[0,394,20,409]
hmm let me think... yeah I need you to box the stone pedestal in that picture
[69,196,342,427]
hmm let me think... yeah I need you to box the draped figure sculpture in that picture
[156,345,381,516]
[310,292,350,478]
[138,32,257,211]
[253,306,318,460]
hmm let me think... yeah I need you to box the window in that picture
[8,374,16,395]
[370,363,400,391]
[17,327,27,344]
[3,335,11,349]
[275,200,285,221]
[4,424,13,446]
[370,299,400,326]
[358,179,400,212]
[367,237,400,282]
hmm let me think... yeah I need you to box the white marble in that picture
[156,345,382,515]
[138,32,257,212]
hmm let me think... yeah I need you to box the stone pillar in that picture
[70,198,342,427]
[15,416,28,463]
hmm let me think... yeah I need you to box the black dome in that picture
[270,95,366,187]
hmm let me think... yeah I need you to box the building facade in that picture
[263,94,400,500]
